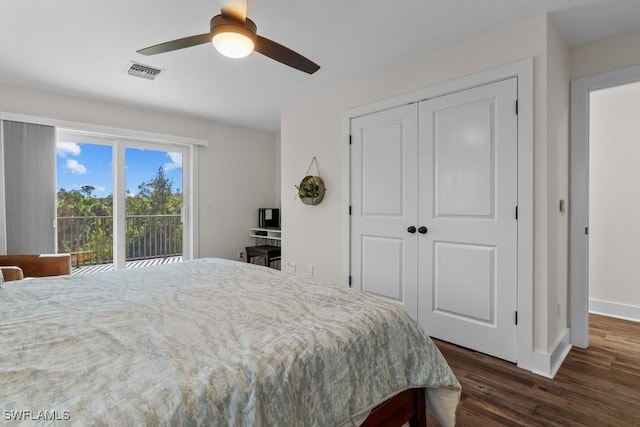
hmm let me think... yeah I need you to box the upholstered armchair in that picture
[0,254,72,282]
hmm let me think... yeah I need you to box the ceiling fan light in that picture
[212,31,254,59]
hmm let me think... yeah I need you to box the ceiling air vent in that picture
[126,62,163,80]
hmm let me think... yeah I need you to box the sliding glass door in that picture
[56,141,114,267]
[123,145,186,266]
[56,131,191,272]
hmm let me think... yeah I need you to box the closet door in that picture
[2,120,57,254]
[350,104,419,320]
[418,78,518,362]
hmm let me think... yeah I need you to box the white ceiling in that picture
[1,0,640,131]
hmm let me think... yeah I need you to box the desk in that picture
[245,245,281,268]
[249,227,281,241]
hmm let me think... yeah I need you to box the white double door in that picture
[350,78,518,362]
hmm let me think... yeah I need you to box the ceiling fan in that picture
[137,0,320,74]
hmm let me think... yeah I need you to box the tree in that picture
[132,167,181,215]
[58,167,183,264]
[80,185,95,197]
[125,167,183,259]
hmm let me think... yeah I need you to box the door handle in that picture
[418,226,428,234]
[407,226,417,234]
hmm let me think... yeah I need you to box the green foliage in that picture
[129,167,182,215]
[295,176,320,198]
[57,188,112,217]
[57,167,183,265]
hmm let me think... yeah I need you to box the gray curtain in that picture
[2,120,56,254]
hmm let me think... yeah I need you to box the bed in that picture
[0,258,460,426]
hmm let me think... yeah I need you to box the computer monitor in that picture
[258,208,280,228]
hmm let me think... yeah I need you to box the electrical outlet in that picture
[237,251,245,262]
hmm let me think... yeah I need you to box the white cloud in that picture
[162,152,182,172]
[65,159,87,174]
[56,141,81,158]
[95,186,107,194]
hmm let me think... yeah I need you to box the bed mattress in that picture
[0,258,460,426]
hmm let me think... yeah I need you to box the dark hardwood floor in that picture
[429,314,640,426]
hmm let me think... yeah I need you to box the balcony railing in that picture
[57,215,183,266]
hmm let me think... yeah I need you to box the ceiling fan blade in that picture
[255,36,320,75]
[137,33,212,56]
[219,0,247,22]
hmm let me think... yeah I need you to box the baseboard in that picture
[531,328,572,379]
[589,298,640,323]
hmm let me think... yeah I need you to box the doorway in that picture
[570,65,640,347]
[588,82,640,320]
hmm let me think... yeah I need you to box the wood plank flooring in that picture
[428,314,640,426]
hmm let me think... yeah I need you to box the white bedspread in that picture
[0,258,460,426]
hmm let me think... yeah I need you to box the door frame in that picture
[344,58,534,371]
[569,64,640,348]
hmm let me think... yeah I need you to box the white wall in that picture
[274,132,281,209]
[0,83,277,261]
[197,125,277,260]
[589,81,640,312]
[545,19,570,348]
[571,28,640,80]
[281,14,569,354]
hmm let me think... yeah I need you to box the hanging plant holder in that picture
[296,157,326,206]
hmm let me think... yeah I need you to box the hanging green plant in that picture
[296,175,325,205]
[295,157,326,206]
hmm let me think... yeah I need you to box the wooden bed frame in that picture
[362,388,426,427]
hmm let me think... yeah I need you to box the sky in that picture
[56,141,183,196]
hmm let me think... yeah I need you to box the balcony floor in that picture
[72,256,183,275]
